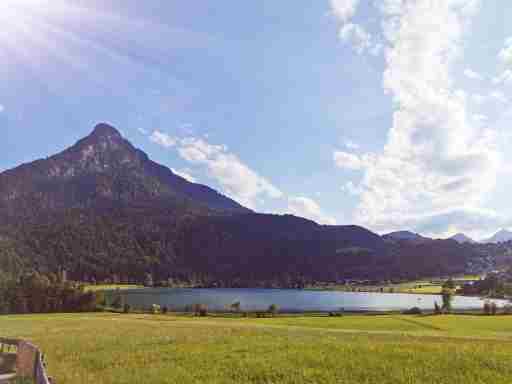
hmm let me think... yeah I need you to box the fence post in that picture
[16,341,37,379]
[34,350,41,381]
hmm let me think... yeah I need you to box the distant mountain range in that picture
[384,229,512,245]
[481,229,512,244]
[447,230,512,244]
[0,123,503,284]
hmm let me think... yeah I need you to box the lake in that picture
[106,288,508,312]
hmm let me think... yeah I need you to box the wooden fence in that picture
[0,338,52,384]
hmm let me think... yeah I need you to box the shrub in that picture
[95,291,106,308]
[443,278,456,289]
[483,301,491,315]
[111,290,122,310]
[268,304,278,316]
[193,304,208,317]
[441,288,454,313]
[403,307,422,315]
[230,301,241,313]
[162,306,168,314]
[434,301,441,315]
[151,304,161,314]
[123,303,131,313]
[491,302,497,316]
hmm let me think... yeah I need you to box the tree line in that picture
[0,271,97,314]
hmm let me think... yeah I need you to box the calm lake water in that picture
[106,288,508,312]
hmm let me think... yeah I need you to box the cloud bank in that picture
[149,130,335,224]
[150,131,282,209]
[335,0,503,236]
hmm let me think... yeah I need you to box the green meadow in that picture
[2,313,512,384]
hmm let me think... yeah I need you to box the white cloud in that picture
[287,196,337,225]
[397,207,507,239]
[472,114,488,122]
[338,23,372,54]
[177,137,283,209]
[171,168,196,183]
[0,105,4,113]
[333,151,374,170]
[150,131,282,209]
[150,131,176,148]
[378,0,404,14]
[334,0,501,235]
[137,127,149,135]
[343,139,360,149]
[490,90,508,104]
[341,181,363,196]
[150,131,335,222]
[471,93,485,105]
[493,69,512,85]
[470,91,509,105]
[463,68,483,80]
[498,37,512,64]
[330,0,382,55]
[329,0,360,23]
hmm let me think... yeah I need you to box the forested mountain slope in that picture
[0,124,483,284]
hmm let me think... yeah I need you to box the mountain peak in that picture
[90,123,122,139]
[382,230,430,242]
[0,122,249,216]
[450,233,476,244]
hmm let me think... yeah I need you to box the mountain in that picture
[382,231,429,242]
[482,229,512,244]
[0,123,248,220]
[450,233,477,244]
[0,123,481,284]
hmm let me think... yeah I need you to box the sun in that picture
[0,0,77,80]
[0,0,49,26]
[0,0,155,86]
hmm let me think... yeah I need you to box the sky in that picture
[1,0,512,240]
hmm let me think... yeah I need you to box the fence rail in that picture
[0,338,52,384]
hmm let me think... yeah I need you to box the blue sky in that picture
[1,0,512,239]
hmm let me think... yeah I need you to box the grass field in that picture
[312,275,484,295]
[2,313,512,384]
[311,280,444,294]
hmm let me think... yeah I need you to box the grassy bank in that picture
[2,313,512,383]
[83,284,144,292]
